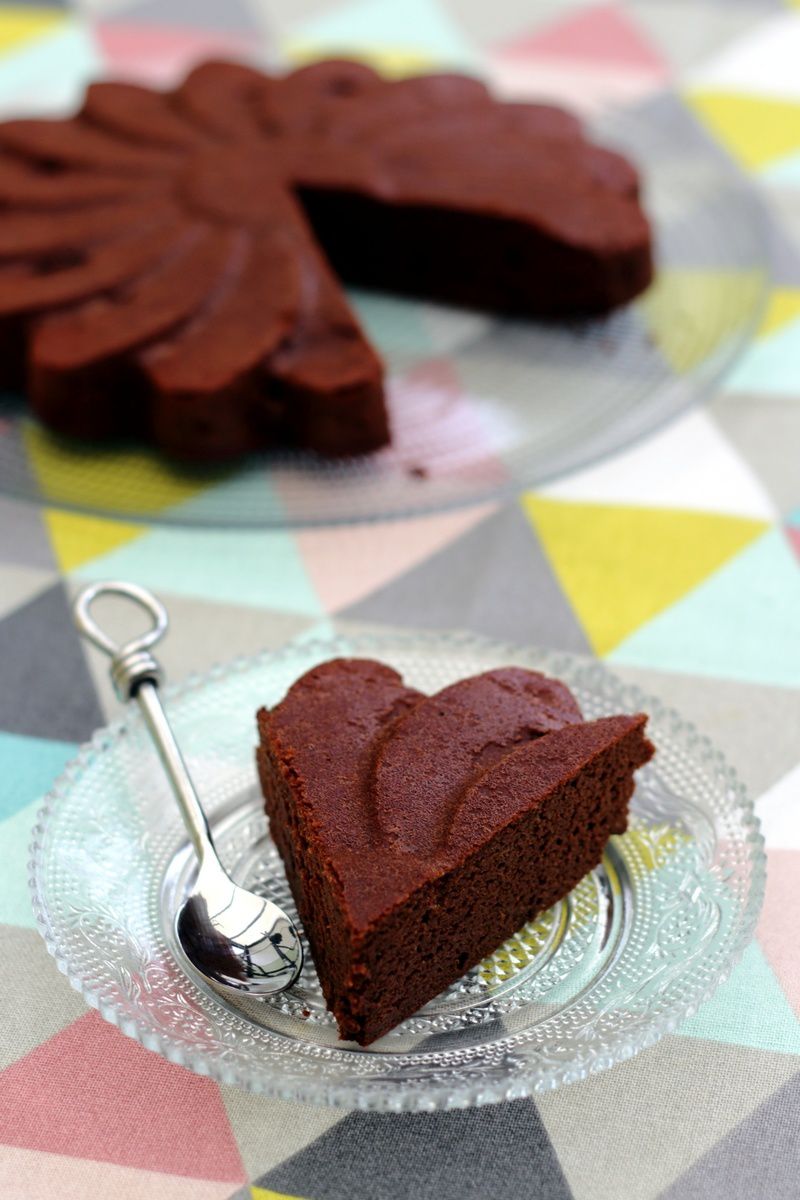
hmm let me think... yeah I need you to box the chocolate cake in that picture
[0,59,653,461]
[257,659,655,1045]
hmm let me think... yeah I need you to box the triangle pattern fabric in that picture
[523,496,766,656]
[538,1040,800,1200]
[658,1071,800,1200]
[295,503,497,613]
[757,762,800,849]
[0,582,103,741]
[611,528,800,688]
[0,1010,246,1182]
[540,408,776,521]
[0,495,56,570]
[724,313,800,394]
[219,1083,343,1186]
[284,0,479,72]
[93,23,255,87]
[631,0,768,72]
[500,2,666,71]
[22,420,214,519]
[0,562,54,621]
[0,7,67,57]
[678,940,800,1055]
[709,394,800,518]
[0,1146,240,1200]
[763,146,800,185]
[0,927,90,1071]
[0,730,74,821]
[341,503,591,652]
[73,526,323,617]
[687,90,800,169]
[757,287,800,338]
[688,10,800,102]
[250,1188,308,1200]
[103,0,261,33]
[758,849,800,1016]
[44,509,145,574]
[0,797,41,928]
[258,1100,572,1200]
[638,266,766,374]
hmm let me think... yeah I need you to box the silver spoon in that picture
[73,580,304,998]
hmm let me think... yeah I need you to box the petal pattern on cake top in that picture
[0,59,653,461]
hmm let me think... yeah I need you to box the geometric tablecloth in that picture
[2,2,800,1198]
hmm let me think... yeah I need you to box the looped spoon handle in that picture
[74,580,212,862]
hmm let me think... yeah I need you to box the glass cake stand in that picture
[30,632,765,1110]
[0,99,769,528]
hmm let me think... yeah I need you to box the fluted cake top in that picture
[0,59,653,462]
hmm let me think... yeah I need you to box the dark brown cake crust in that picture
[257,658,655,1045]
[0,59,653,461]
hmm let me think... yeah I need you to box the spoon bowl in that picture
[176,861,303,994]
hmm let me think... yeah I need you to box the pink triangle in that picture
[0,1145,236,1200]
[95,25,254,87]
[297,501,497,612]
[758,848,800,1017]
[785,526,800,564]
[500,3,666,73]
[0,1012,246,1183]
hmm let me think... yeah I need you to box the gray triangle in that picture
[0,925,88,1073]
[0,582,103,742]
[0,496,56,571]
[259,1099,573,1200]
[609,660,800,800]
[632,1,774,72]
[341,504,591,654]
[762,188,800,287]
[658,1069,800,1200]
[626,89,740,172]
[709,393,800,519]
[105,0,262,33]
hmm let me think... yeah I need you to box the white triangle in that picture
[688,12,800,102]
[757,761,800,849]
[539,407,777,520]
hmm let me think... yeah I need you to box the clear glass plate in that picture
[30,633,765,1110]
[2,101,768,528]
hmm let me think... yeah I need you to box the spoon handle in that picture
[74,581,215,864]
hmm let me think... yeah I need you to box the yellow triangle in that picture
[522,496,767,656]
[283,40,435,77]
[0,8,67,56]
[686,90,800,170]
[44,509,145,573]
[23,421,218,518]
[250,1187,309,1200]
[638,266,765,374]
[758,288,800,339]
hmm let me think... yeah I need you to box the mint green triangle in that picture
[74,525,323,617]
[0,732,75,822]
[761,148,800,186]
[0,21,100,116]
[1,798,41,928]
[725,316,800,395]
[611,529,800,688]
[679,941,800,1055]
[291,0,479,67]
[350,290,433,365]
[163,469,288,526]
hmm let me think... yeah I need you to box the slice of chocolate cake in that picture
[257,659,655,1046]
[0,59,653,461]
